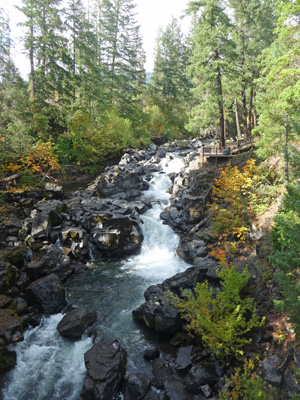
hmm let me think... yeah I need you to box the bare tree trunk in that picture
[235,99,242,140]
[248,87,254,135]
[217,69,225,147]
[241,87,249,137]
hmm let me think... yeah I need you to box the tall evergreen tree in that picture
[148,17,191,136]
[94,0,146,119]
[228,0,276,137]
[19,0,72,136]
[186,0,233,146]
[150,17,190,105]
[254,0,300,160]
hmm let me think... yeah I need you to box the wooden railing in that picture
[201,137,254,156]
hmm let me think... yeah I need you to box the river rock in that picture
[0,308,23,346]
[262,355,283,387]
[57,308,97,339]
[30,211,51,240]
[44,183,64,199]
[91,217,143,257]
[26,274,67,314]
[60,227,89,258]
[81,337,127,400]
[175,346,193,371]
[165,378,194,400]
[124,373,151,400]
[143,345,160,360]
[184,364,218,394]
[25,244,72,280]
[152,357,175,389]
[0,261,19,294]
[96,164,146,199]
[133,295,182,335]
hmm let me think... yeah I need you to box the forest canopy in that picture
[0,0,299,175]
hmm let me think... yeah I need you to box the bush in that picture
[170,266,264,358]
[219,359,274,400]
[209,159,259,241]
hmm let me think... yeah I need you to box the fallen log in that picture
[0,173,21,182]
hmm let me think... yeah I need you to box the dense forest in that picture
[0,0,299,178]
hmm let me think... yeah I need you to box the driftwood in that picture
[0,173,21,182]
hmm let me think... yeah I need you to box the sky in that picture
[0,0,191,75]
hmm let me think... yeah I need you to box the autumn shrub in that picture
[21,142,60,176]
[209,159,260,241]
[170,265,264,359]
[219,359,274,400]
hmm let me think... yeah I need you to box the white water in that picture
[2,314,92,400]
[2,153,188,400]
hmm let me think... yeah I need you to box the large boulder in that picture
[57,308,97,339]
[0,261,19,294]
[60,227,89,259]
[262,355,283,387]
[184,364,218,394]
[132,295,182,335]
[91,217,143,257]
[25,244,72,281]
[26,274,67,314]
[81,337,127,400]
[96,164,147,199]
[124,373,151,400]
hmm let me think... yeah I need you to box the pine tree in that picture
[186,0,234,146]
[228,0,276,137]
[148,17,191,137]
[93,0,146,119]
[254,0,300,160]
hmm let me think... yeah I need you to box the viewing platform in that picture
[202,137,254,163]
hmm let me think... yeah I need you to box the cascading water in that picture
[1,153,188,400]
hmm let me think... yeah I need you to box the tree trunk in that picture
[217,69,225,147]
[241,87,249,137]
[235,99,242,140]
[248,87,254,134]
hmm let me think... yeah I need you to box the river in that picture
[1,154,189,400]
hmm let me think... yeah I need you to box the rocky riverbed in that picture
[1,140,300,399]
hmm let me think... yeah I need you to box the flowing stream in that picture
[2,154,189,400]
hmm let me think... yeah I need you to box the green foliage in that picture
[270,183,300,337]
[219,359,274,400]
[171,266,264,358]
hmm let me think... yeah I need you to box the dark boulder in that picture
[143,345,160,360]
[165,378,194,400]
[0,261,19,294]
[184,364,218,394]
[26,274,67,314]
[174,346,193,372]
[81,337,127,400]
[152,357,174,390]
[132,296,182,335]
[44,183,64,199]
[262,355,283,387]
[91,217,143,257]
[57,308,97,339]
[60,227,89,259]
[96,164,146,199]
[26,244,72,281]
[124,373,151,400]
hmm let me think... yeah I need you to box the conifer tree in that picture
[148,17,191,136]
[186,0,233,146]
[254,0,300,159]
